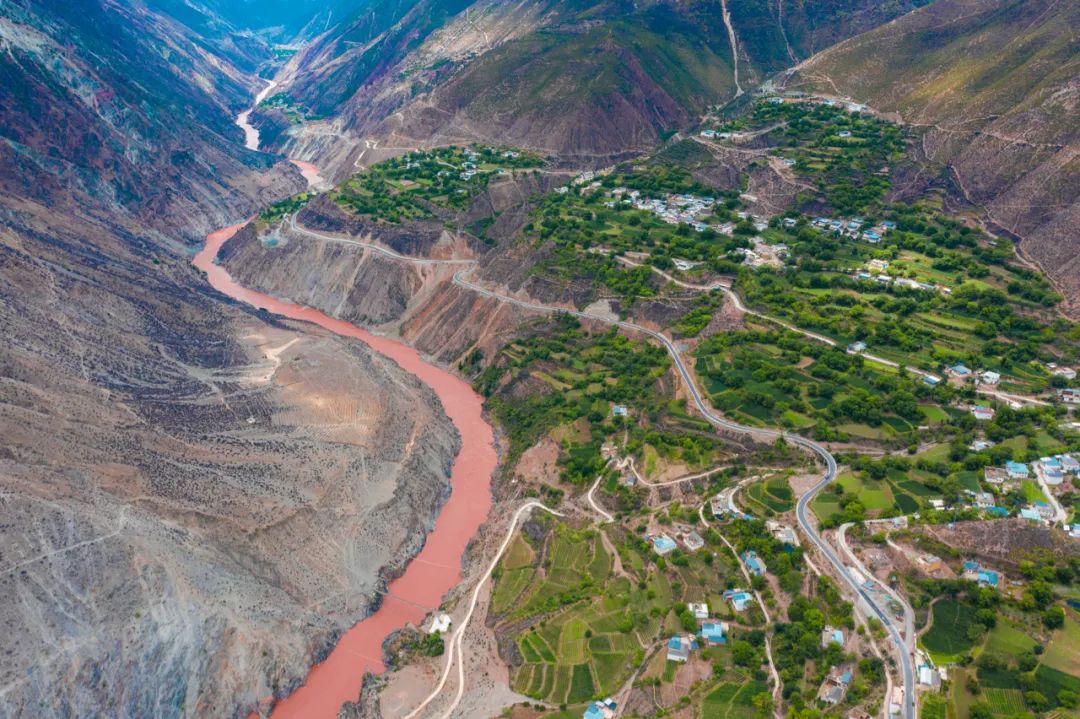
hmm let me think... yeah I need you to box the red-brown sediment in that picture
[195,222,495,719]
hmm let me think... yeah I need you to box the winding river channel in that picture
[194,86,497,719]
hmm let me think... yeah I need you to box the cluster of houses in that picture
[583,698,618,719]
[603,187,716,229]
[851,258,952,295]
[665,600,733,666]
[961,560,1000,588]
[985,453,1077,492]
[947,363,1001,386]
[810,215,895,244]
[735,236,789,268]
[649,529,705,555]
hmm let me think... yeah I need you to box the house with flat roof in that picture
[583,699,617,719]
[651,534,677,555]
[689,602,709,620]
[822,626,845,648]
[980,370,1001,385]
[1005,461,1029,479]
[1020,507,1044,522]
[723,589,754,612]
[700,621,728,645]
[667,635,694,662]
[682,531,705,552]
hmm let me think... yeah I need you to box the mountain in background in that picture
[262,0,931,169]
[786,0,1080,311]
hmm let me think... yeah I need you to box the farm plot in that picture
[921,600,979,664]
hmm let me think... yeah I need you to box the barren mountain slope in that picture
[261,0,930,174]
[788,0,1080,309]
[0,2,463,717]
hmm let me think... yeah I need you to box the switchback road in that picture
[285,219,918,719]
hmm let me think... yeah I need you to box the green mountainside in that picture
[787,0,1080,313]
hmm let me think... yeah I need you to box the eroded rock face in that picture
[0,199,461,718]
[0,3,463,717]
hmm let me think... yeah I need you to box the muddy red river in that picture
[194,223,496,718]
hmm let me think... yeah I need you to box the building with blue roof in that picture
[666,635,695,662]
[651,534,677,555]
[1005,460,1029,479]
[1020,507,1042,521]
[700,622,728,645]
[583,699,617,719]
[723,589,754,612]
[977,569,999,588]
[822,626,845,648]
[986,506,1009,517]
[741,550,767,576]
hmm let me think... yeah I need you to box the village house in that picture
[682,531,705,552]
[949,363,972,379]
[1059,388,1080,404]
[979,370,1001,385]
[1037,457,1065,485]
[1020,507,1044,522]
[1005,460,1029,480]
[971,405,995,421]
[970,439,994,451]
[918,664,941,688]
[689,602,709,620]
[428,613,452,634]
[742,550,767,576]
[651,534,677,555]
[821,626,845,648]
[700,621,729,645]
[666,635,695,662]
[848,341,867,353]
[819,667,854,705]
[962,561,1000,588]
[723,589,754,612]
[583,699,617,719]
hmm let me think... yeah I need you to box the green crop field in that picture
[1035,665,1080,707]
[922,600,979,664]
[1043,611,1080,674]
[983,688,1027,715]
[701,677,768,719]
[983,619,1037,657]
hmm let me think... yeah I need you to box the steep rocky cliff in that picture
[0,1,464,716]
[787,0,1080,310]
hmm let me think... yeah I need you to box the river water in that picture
[192,84,497,719]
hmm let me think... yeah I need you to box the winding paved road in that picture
[284,219,918,719]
